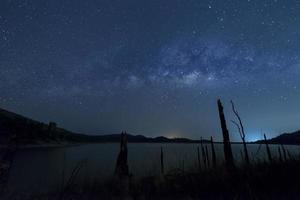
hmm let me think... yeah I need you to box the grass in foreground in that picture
[7,159,299,200]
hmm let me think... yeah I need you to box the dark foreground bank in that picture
[1,159,300,200]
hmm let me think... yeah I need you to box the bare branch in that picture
[230,100,250,164]
[230,100,245,139]
[231,120,243,139]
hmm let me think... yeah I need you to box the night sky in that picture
[1,0,300,141]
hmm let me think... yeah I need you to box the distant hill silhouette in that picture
[255,130,300,145]
[2,107,300,145]
[0,107,77,145]
[0,107,209,145]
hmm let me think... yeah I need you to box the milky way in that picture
[1,0,300,140]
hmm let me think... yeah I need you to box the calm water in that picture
[6,143,300,194]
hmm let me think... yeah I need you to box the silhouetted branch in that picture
[230,100,245,139]
[230,100,250,164]
[231,120,243,139]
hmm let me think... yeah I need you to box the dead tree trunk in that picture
[205,145,210,168]
[230,100,250,164]
[278,147,283,162]
[210,136,217,168]
[115,132,129,178]
[200,138,207,169]
[281,144,287,161]
[160,147,164,175]
[217,99,235,168]
[197,146,201,171]
[264,134,273,163]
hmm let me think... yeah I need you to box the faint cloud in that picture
[127,75,143,89]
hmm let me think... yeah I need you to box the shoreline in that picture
[0,142,81,149]
[0,141,299,150]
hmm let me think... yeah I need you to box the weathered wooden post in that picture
[211,136,217,168]
[217,99,235,168]
[115,132,129,178]
[197,146,201,171]
[200,137,207,169]
[205,145,210,168]
[281,144,287,161]
[278,147,283,162]
[264,134,272,163]
[160,147,164,175]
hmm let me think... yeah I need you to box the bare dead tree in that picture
[210,136,217,168]
[281,144,287,161]
[217,99,235,169]
[197,146,201,171]
[115,132,129,178]
[230,100,250,164]
[200,137,207,169]
[160,147,164,175]
[278,147,283,162]
[205,145,210,168]
[264,134,273,163]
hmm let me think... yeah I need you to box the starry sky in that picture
[1,0,300,141]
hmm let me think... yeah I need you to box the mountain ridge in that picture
[0,107,209,144]
[1,107,300,145]
[255,130,300,145]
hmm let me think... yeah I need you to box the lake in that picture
[6,143,300,195]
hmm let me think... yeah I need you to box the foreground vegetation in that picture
[3,159,300,200]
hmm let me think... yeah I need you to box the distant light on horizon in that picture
[246,133,263,142]
[163,130,183,139]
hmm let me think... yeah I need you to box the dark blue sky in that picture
[1,0,300,141]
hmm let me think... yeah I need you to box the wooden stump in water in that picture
[200,138,207,169]
[210,136,217,168]
[278,147,283,162]
[115,132,129,178]
[197,146,201,171]
[160,147,164,175]
[217,99,235,169]
[264,134,273,163]
[281,144,287,161]
[205,145,210,168]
